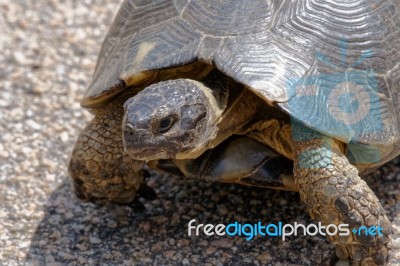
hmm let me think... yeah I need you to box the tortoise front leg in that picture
[69,97,146,204]
[292,124,392,265]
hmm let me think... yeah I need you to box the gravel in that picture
[1,0,399,265]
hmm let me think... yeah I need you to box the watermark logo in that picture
[286,39,383,164]
[188,219,383,241]
[352,225,383,237]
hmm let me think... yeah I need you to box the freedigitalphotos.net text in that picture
[187,219,383,241]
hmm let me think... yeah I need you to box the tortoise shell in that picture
[82,0,400,165]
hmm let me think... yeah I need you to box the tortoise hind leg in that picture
[291,123,392,265]
[150,136,298,191]
[69,95,146,204]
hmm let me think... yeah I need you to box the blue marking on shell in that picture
[288,39,383,164]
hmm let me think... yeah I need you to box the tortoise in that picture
[69,0,400,264]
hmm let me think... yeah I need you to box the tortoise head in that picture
[123,79,226,160]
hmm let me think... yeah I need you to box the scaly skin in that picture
[292,123,392,265]
[69,94,145,204]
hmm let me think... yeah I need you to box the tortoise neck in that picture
[207,86,266,150]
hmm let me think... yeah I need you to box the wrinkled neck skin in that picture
[176,84,266,160]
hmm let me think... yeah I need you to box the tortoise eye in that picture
[157,115,177,133]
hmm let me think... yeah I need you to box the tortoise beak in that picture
[123,124,168,160]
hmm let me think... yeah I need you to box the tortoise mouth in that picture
[125,147,169,161]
